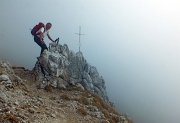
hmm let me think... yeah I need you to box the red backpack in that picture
[31,22,44,36]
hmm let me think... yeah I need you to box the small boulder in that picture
[0,92,8,103]
[0,74,9,81]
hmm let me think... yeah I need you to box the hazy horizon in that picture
[1,0,180,123]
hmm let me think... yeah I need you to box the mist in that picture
[1,0,180,123]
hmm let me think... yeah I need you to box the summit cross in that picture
[75,26,85,52]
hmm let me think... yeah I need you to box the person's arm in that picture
[47,34,54,42]
[39,32,45,44]
[38,27,45,44]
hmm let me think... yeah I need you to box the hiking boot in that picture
[41,49,48,57]
[42,49,48,54]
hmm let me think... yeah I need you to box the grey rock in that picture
[50,79,58,88]
[15,90,24,95]
[69,77,82,85]
[109,101,115,108]
[123,113,132,121]
[0,74,12,88]
[14,101,19,106]
[51,113,56,118]
[84,63,91,74]
[0,85,5,92]
[89,111,102,118]
[0,92,8,102]
[75,83,84,91]
[120,115,128,123]
[33,43,110,103]
[57,78,68,89]
[0,74,9,81]
[28,108,35,114]
[87,106,99,112]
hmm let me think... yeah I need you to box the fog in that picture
[1,0,180,123]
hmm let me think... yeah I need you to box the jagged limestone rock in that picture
[33,43,109,103]
[57,78,68,89]
[0,61,24,88]
[0,59,132,123]
[0,92,8,102]
[0,74,10,81]
[0,74,12,88]
[75,83,84,91]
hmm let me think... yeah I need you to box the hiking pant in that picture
[34,35,48,55]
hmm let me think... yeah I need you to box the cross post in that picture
[75,26,85,52]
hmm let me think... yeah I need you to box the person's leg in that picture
[34,36,43,48]
[34,36,48,55]
[41,44,48,54]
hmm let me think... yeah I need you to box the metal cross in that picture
[75,26,85,52]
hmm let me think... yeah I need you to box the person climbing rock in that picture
[32,22,55,55]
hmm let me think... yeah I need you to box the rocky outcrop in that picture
[33,42,110,103]
[0,61,23,88]
[0,60,133,123]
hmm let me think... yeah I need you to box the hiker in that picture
[33,22,55,55]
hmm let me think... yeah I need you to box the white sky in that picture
[0,0,180,123]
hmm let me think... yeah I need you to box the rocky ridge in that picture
[33,42,110,104]
[0,42,133,123]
